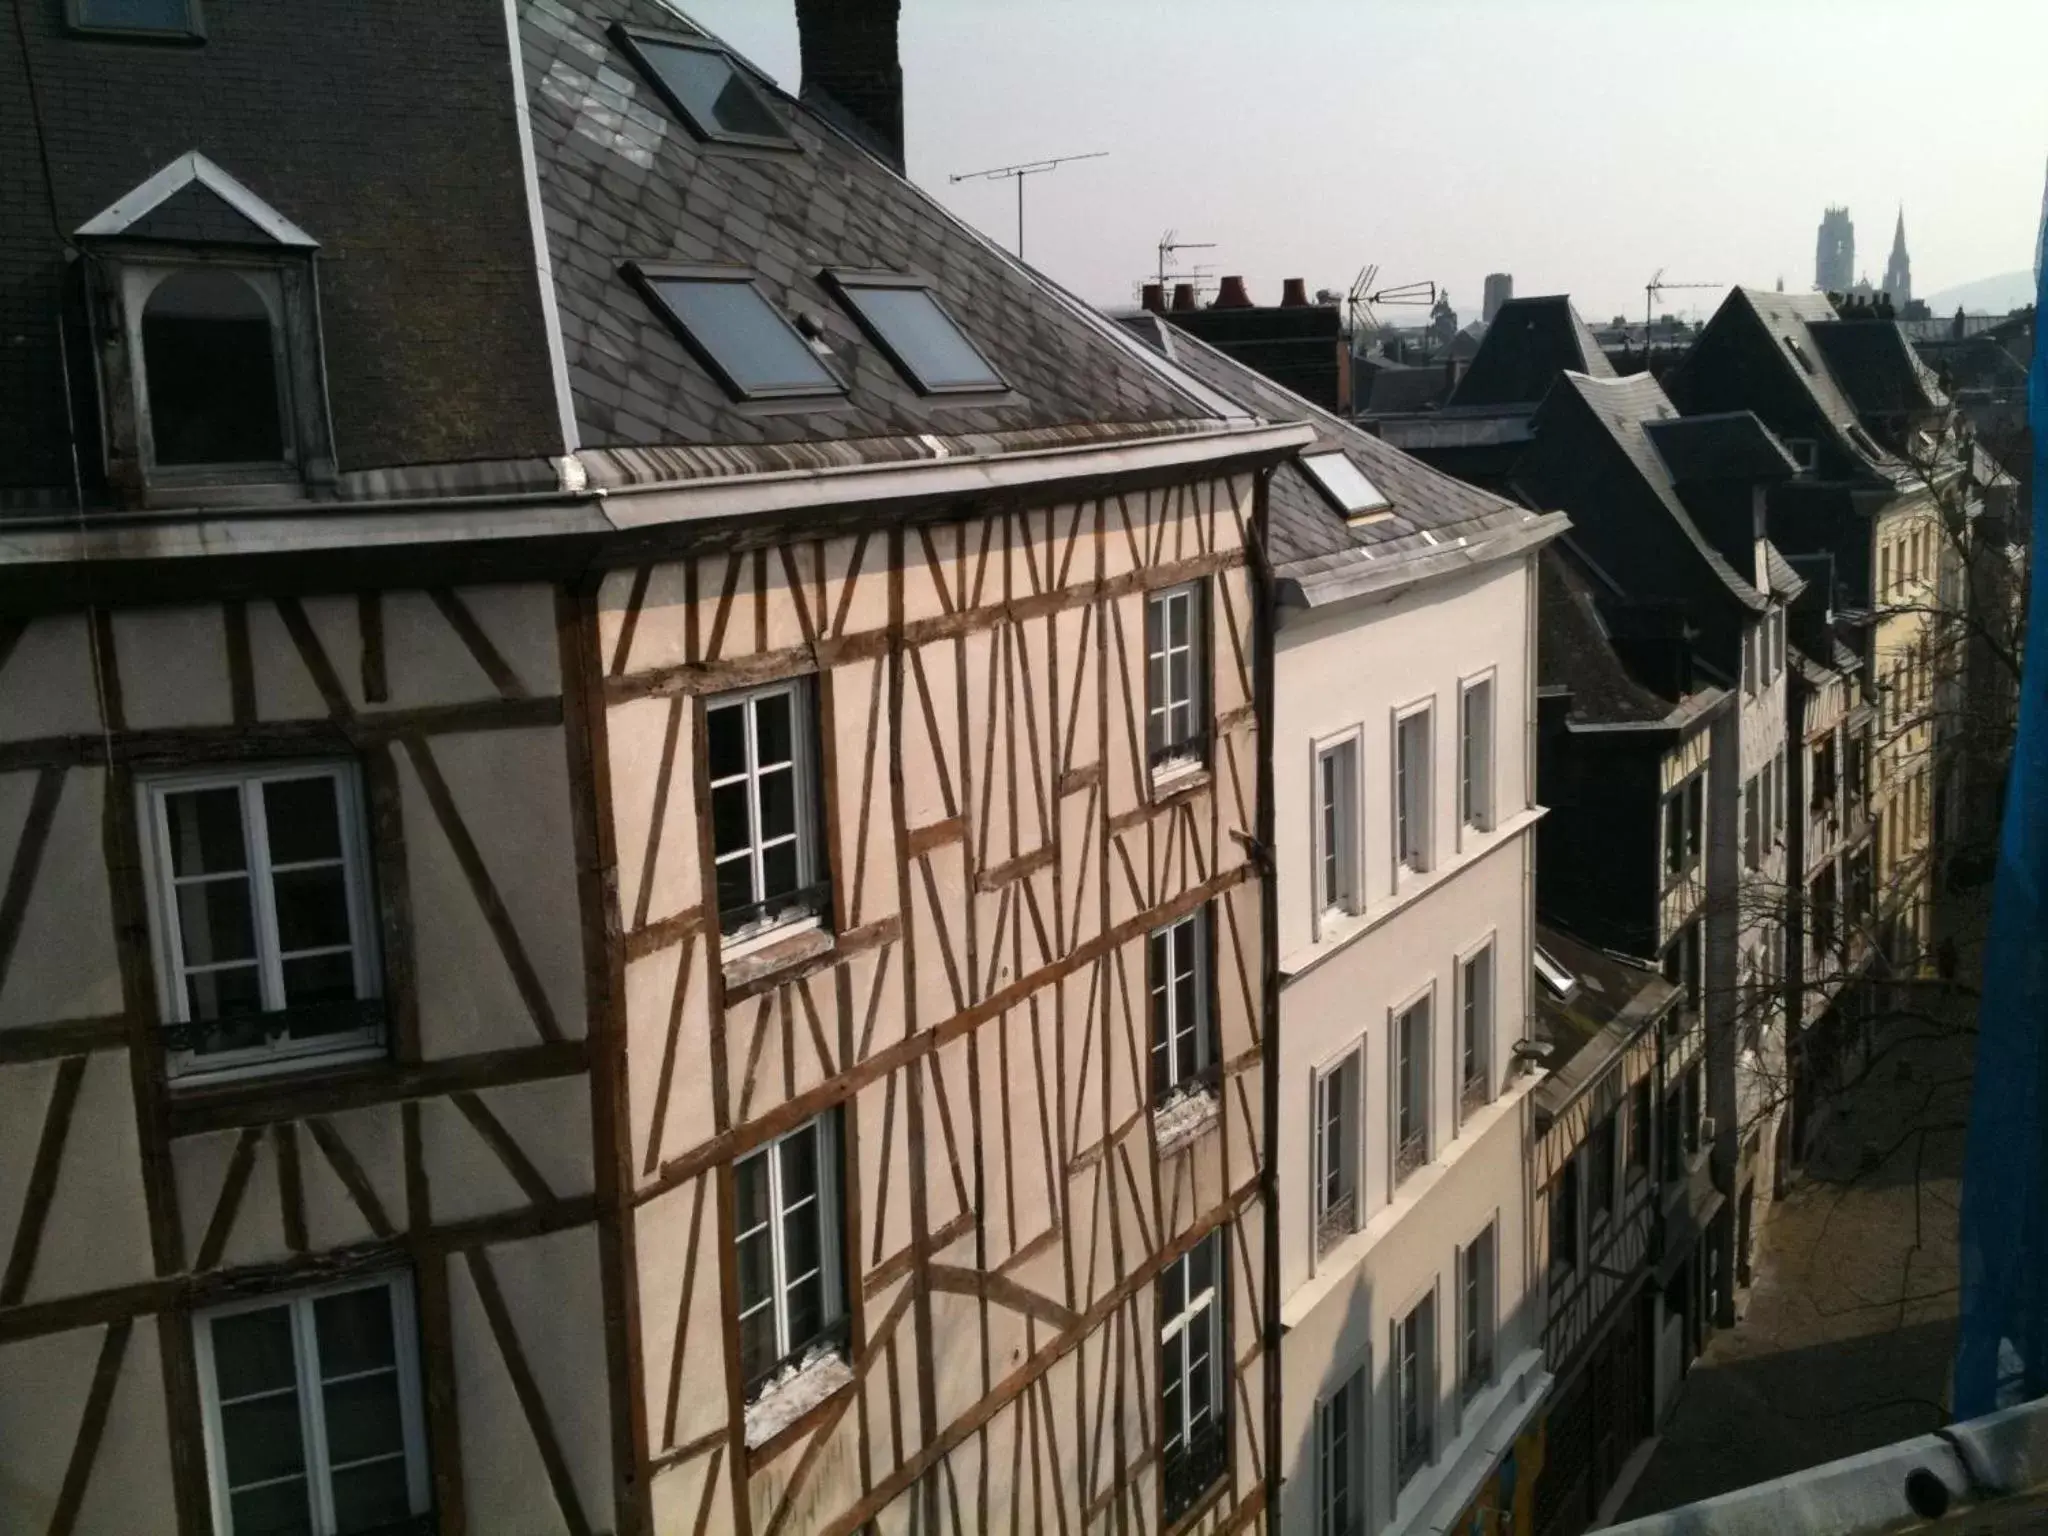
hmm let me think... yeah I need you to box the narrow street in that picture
[1616,898,1984,1519]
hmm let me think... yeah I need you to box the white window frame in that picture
[1316,1358,1370,1536]
[1313,729,1364,929]
[706,677,824,953]
[733,1112,846,1391]
[194,1272,430,1536]
[1150,906,1213,1104]
[1393,699,1434,878]
[1458,672,1495,838]
[1457,937,1495,1120]
[1391,986,1433,1188]
[1312,1042,1365,1263]
[139,761,383,1083]
[1457,1219,1498,1408]
[1392,1284,1437,1491]
[1145,582,1206,776]
[1743,624,1758,696]
[1160,1228,1228,1516]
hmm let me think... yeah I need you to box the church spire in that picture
[1884,204,1912,309]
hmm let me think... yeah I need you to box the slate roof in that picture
[1537,371,1771,613]
[1533,923,1675,1104]
[1116,317,1561,582]
[1448,295,1616,407]
[1808,320,1948,419]
[518,0,1218,475]
[1642,412,1798,484]
[1537,545,1688,726]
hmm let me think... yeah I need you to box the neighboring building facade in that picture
[1526,927,1680,1536]
[0,7,1311,1536]
[1122,317,1571,1535]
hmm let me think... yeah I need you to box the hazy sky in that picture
[682,0,2047,324]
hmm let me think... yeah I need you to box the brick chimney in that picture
[1280,278,1309,308]
[1214,275,1253,309]
[795,0,904,173]
[1141,282,1165,314]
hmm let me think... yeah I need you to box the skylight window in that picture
[1846,424,1883,462]
[615,26,795,148]
[823,273,1005,394]
[1534,946,1578,1002]
[1782,335,1819,376]
[1302,451,1390,518]
[629,266,842,401]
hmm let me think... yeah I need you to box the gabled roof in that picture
[1643,412,1798,485]
[1532,371,1770,613]
[1448,295,1616,407]
[1808,320,1947,418]
[1117,316,1566,602]
[75,150,317,247]
[518,0,1220,479]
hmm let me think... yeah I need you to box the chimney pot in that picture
[1141,282,1165,314]
[1171,282,1198,313]
[1215,275,1254,310]
[1281,278,1310,308]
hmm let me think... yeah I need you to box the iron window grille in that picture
[1159,1230,1228,1523]
[1315,1049,1362,1257]
[733,1113,846,1394]
[706,678,829,945]
[194,1273,430,1536]
[1146,583,1206,772]
[1150,908,1214,1104]
[140,762,383,1082]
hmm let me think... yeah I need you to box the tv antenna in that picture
[949,151,1108,260]
[1346,264,1436,338]
[1645,268,1720,330]
[1157,229,1218,293]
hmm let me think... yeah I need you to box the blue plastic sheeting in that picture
[1954,206,2048,1418]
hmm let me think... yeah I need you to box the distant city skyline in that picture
[681,0,2048,325]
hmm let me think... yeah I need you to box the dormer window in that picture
[67,0,203,39]
[628,264,844,402]
[76,152,332,505]
[1301,450,1390,520]
[822,272,1006,394]
[1785,438,1818,476]
[614,26,796,150]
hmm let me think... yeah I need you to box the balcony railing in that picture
[1161,1415,1229,1524]
[1316,1192,1357,1256]
[1396,1419,1434,1491]
[1395,1128,1427,1184]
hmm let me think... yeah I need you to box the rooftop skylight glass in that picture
[826,275,1005,394]
[618,29,795,148]
[637,271,842,401]
[1302,450,1390,517]
[1534,946,1579,1001]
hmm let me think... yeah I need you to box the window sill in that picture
[1152,1086,1220,1155]
[743,1347,854,1452]
[167,1039,387,1093]
[1148,759,1210,804]
[721,923,835,994]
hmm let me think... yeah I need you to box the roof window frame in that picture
[625,261,847,404]
[819,268,1010,397]
[1300,448,1391,519]
[66,0,204,41]
[611,22,799,153]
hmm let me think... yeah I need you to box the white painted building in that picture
[1124,323,1568,1534]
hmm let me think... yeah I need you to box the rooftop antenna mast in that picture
[1645,268,1720,331]
[1157,229,1217,293]
[949,151,1108,261]
[1346,263,1436,339]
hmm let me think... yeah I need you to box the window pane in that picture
[739,1306,779,1387]
[760,841,800,903]
[651,279,837,396]
[634,39,790,143]
[734,1153,770,1240]
[1301,451,1388,515]
[842,285,1003,391]
[143,271,286,467]
[329,1457,412,1534]
[188,964,265,1025]
[212,1307,299,1400]
[313,1288,397,1379]
[166,787,248,876]
[228,1479,314,1536]
[320,1372,404,1465]
[1160,1254,1184,1322]
[219,1392,309,1487]
[710,783,753,863]
[271,866,352,954]
[1189,1232,1214,1298]
[177,878,259,968]
[736,1229,774,1320]
[1168,594,1189,648]
[707,704,747,782]
[754,694,794,767]
[262,777,343,866]
[281,953,359,1013]
[1146,596,1163,657]
[783,1268,824,1350]
[715,857,755,919]
[779,1127,820,1207]
[757,766,797,843]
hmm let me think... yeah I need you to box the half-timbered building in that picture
[0,5,1310,1535]
[1120,317,1571,1536]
